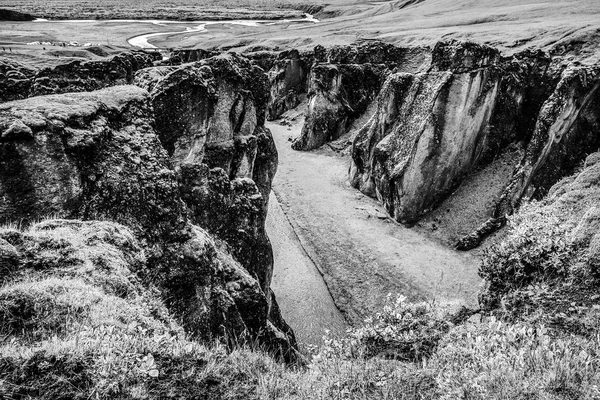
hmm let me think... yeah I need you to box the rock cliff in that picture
[134,54,278,297]
[347,40,600,246]
[289,43,430,151]
[292,62,386,150]
[265,49,311,121]
[0,83,298,360]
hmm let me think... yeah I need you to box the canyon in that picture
[1,1,600,397]
[2,33,599,348]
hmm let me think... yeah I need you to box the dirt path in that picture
[268,115,482,327]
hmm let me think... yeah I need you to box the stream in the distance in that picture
[125,14,318,48]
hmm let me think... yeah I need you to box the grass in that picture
[3,153,600,400]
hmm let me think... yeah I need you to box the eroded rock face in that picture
[0,85,298,361]
[134,54,293,355]
[266,49,311,120]
[290,43,431,151]
[348,40,600,235]
[351,42,506,222]
[135,55,278,290]
[496,65,600,215]
[0,51,158,103]
[292,63,386,151]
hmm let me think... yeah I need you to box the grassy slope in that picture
[2,215,600,398]
[150,0,600,63]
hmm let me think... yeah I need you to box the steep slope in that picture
[480,151,600,333]
[0,83,298,361]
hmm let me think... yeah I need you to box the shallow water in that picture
[125,14,318,48]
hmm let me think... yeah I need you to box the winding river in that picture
[127,14,318,48]
[31,14,318,49]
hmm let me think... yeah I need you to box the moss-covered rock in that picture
[0,85,298,361]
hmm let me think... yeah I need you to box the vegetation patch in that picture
[479,153,600,335]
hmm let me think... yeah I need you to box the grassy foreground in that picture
[2,205,600,399]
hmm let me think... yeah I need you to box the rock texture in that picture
[0,85,298,361]
[265,49,311,120]
[290,43,430,151]
[134,54,278,292]
[349,40,600,243]
[0,51,158,103]
[292,63,385,150]
[351,41,505,222]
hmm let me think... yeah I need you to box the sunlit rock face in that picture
[350,41,507,223]
[349,40,600,236]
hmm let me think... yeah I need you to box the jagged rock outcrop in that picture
[456,63,600,249]
[350,41,508,222]
[0,51,159,103]
[133,54,291,351]
[33,51,159,96]
[170,48,220,65]
[137,53,293,346]
[263,43,431,124]
[349,40,599,236]
[495,65,600,215]
[313,42,429,67]
[292,63,386,150]
[0,85,298,361]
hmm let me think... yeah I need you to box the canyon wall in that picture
[341,40,600,247]
[0,53,298,361]
[265,42,431,150]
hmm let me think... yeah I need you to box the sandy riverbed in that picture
[268,110,482,331]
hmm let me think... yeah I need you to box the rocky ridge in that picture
[0,53,298,361]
